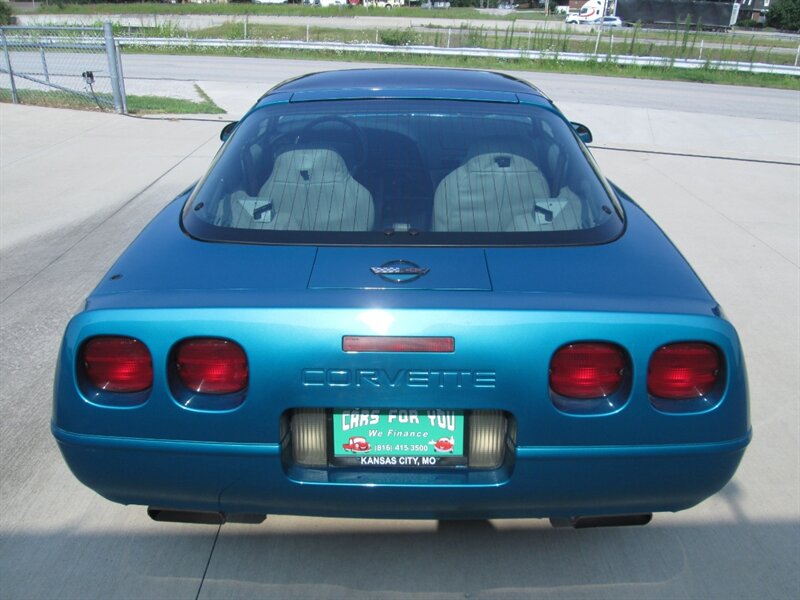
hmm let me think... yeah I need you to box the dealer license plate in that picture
[332,409,466,467]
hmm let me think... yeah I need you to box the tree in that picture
[0,2,12,27]
[766,0,800,31]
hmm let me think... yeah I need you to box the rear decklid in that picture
[88,193,716,316]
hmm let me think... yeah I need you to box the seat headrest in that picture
[465,136,537,162]
[271,148,348,183]
[463,152,537,174]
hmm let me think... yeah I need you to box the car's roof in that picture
[261,68,548,102]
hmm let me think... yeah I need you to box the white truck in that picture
[565,0,604,24]
[363,0,406,7]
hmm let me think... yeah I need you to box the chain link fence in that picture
[0,23,127,113]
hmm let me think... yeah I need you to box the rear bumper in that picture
[53,424,750,519]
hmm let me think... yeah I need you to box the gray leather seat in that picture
[229,148,375,231]
[432,149,552,232]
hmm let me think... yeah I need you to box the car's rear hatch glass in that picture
[183,98,623,247]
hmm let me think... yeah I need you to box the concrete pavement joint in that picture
[616,150,800,270]
[591,145,800,167]
[195,523,222,600]
[0,133,215,306]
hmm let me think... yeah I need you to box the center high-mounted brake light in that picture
[343,336,455,353]
[549,343,626,399]
[175,338,248,394]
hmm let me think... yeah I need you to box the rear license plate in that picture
[332,409,466,467]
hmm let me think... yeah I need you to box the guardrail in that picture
[117,36,800,77]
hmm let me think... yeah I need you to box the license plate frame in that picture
[330,409,468,468]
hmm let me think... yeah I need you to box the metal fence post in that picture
[115,41,128,114]
[40,47,50,83]
[103,21,123,113]
[0,29,19,104]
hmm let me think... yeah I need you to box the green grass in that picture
[0,84,225,114]
[37,3,548,21]
[121,43,800,91]
[570,24,800,50]
[127,85,225,114]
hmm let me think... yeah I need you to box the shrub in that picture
[0,2,13,27]
[736,18,763,29]
[379,28,418,46]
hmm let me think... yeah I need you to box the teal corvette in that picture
[52,69,750,528]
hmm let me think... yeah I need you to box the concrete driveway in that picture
[1,62,798,599]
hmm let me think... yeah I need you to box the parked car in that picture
[53,68,750,528]
[594,15,624,27]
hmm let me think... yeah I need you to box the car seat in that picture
[228,148,375,231]
[432,137,551,232]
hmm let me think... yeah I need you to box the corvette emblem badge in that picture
[370,260,430,284]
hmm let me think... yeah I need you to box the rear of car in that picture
[52,69,750,525]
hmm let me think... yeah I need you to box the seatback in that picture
[433,149,551,232]
[229,148,374,231]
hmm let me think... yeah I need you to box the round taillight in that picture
[81,336,153,393]
[648,343,720,399]
[175,338,248,394]
[550,343,626,399]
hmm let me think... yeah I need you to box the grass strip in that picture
[0,85,225,114]
[127,85,225,114]
[161,22,798,64]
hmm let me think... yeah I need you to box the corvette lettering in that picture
[301,369,496,388]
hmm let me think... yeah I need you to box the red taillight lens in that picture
[550,343,626,399]
[175,338,248,394]
[648,343,720,399]
[82,336,153,393]
[343,336,455,353]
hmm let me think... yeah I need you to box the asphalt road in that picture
[114,53,800,122]
[1,62,798,599]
